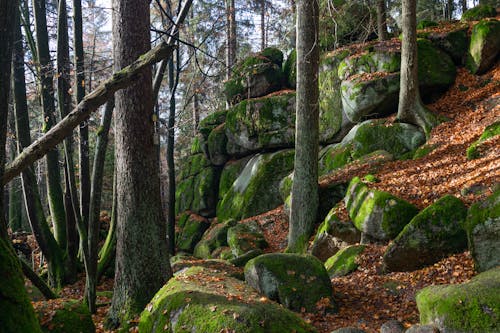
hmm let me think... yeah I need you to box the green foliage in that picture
[462,5,497,21]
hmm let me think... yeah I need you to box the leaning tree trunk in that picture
[107,0,172,327]
[377,0,388,41]
[0,0,42,330]
[397,0,440,137]
[97,170,117,281]
[287,0,320,254]
[32,0,67,249]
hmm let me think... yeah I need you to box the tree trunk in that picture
[397,0,441,137]
[73,0,90,233]
[261,0,266,50]
[32,0,67,248]
[97,171,117,281]
[287,0,320,254]
[461,0,467,14]
[107,0,172,327]
[0,0,42,330]
[8,114,24,232]
[226,0,237,79]
[85,98,114,313]
[377,0,388,41]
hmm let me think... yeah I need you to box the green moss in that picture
[467,121,500,159]
[193,219,237,259]
[324,245,365,278]
[218,157,250,201]
[283,49,296,88]
[318,144,354,176]
[417,38,456,94]
[176,214,210,253]
[207,123,228,165]
[260,47,284,66]
[466,19,500,74]
[416,267,500,332]
[413,143,438,159]
[35,300,95,333]
[244,253,335,313]
[139,266,317,333]
[417,20,438,29]
[462,5,496,21]
[279,173,294,202]
[227,222,268,256]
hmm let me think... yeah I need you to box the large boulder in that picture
[224,48,284,105]
[465,189,500,272]
[207,123,228,166]
[324,244,366,278]
[466,121,500,160]
[198,110,227,157]
[176,212,211,253]
[227,221,268,257]
[175,154,221,217]
[383,195,468,272]
[466,19,500,74]
[461,5,497,21]
[422,25,469,65]
[283,49,296,88]
[217,149,294,221]
[225,92,296,154]
[345,177,419,241]
[139,266,317,333]
[337,51,400,81]
[218,156,252,201]
[34,300,95,333]
[416,267,500,333]
[193,219,237,259]
[244,253,335,313]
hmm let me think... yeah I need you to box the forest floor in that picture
[26,63,499,332]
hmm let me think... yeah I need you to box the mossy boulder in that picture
[337,51,401,81]
[171,258,244,280]
[283,49,296,88]
[229,249,264,267]
[224,48,284,105]
[218,156,252,201]
[34,299,95,333]
[244,253,335,313]
[345,177,419,241]
[341,72,400,123]
[417,20,438,29]
[462,5,497,21]
[176,213,211,253]
[207,123,228,166]
[466,19,500,74]
[139,266,317,333]
[465,190,500,272]
[227,221,268,256]
[466,121,500,159]
[217,149,295,221]
[324,244,366,278]
[193,219,237,259]
[383,195,468,272]
[425,26,469,65]
[225,92,296,154]
[198,110,227,157]
[310,206,361,262]
[175,156,221,217]
[416,267,500,333]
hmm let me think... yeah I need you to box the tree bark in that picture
[0,0,43,330]
[377,0,388,41]
[97,171,117,281]
[107,0,172,327]
[226,0,237,79]
[287,0,320,253]
[397,0,441,137]
[261,0,266,50]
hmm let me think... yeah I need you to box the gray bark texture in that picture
[287,0,320,253]
[226,0,237,79]
[107,0,172,327]
[377,0,388,41]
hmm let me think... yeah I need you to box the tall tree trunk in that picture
[14,4,68,288]
[397,0,440,137]
[226,0,237,79]
[287,0,320,253]
[192,93,200,135]
[0,0,43,330]
[461,0,467,14]
[32,0,67,248]
[107,0,172,327]
[97,170,117,281]
[8,114,24,232]
[377,0,388,41]
[73,0,90,232]
[261,0,266,50]
[85,98,114,313]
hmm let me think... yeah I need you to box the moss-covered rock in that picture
[139,266,317,333]
[466,19,500,74]
[176,213,211,253]
[193,219,237,259]
[466,121,500,160]
[416,267,500,333]
[218,156,251,202]
[341,72,400,123]
[207,123,228,166]
[176,153,212,182]
[34,299,95,333]
[217,149,295,221]
[198,110,228,157]
[324,244,366,278]
[413,143,439,159]
[337,51,401,81]
[229,249,264,267]
[225,92,296,154]
[383,195,468,272]
[310,206,361,262]
[425,26,469,65]
[283,49,296,88]
[244,253,335,313]
[462,5,497,21]
[417,20,438,29]
[227,221,268,256]
[345,177,419,241]
[224,48,284,105]
[465,190,500,272]
[171,258,244,280]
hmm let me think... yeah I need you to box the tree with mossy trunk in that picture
[397,0,441,137]
[287,0,320,253]
[0,0,43,331]
[106,0,173,327]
